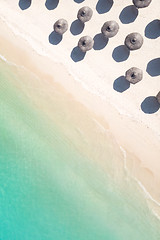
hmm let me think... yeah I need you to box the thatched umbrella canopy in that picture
[132,0,152,8]
[125,32,143,50]
[101,21,119,38]
[78,36,94,52]
[125,67,143,84]
[156,91,160,104]
[77,6,93,23]
[54,19,68,35]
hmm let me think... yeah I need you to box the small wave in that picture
[92,118,109,133]
[0,54,7,62]
[119,144,160,221]
[0,53,20,68]
[119,146,128,172]
[152,209,160,221]
[135,178,160,206]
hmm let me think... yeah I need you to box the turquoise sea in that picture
[0,59,160,240]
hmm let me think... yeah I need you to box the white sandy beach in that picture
[0,0,160,213]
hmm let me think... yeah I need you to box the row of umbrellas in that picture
[53,1,160,104]
[54,6,93,35]
[54,7,144,51]
[20,0,152,10]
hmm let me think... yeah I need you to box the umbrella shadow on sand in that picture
[141,96,160,114]
[112,45,130,62]
[119,5,138,24]
[70,47,86,62]
[96,0,113,14]
[45,0,59,10]
[19,0,31,10]
[49,31,62,45]
[113,76,130,93]
[74,0,85,3]
[70,20,84,35]
[145,20,160,39]
[93,34,109,50]
[146,58,160,77]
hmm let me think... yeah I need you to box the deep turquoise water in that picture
[0,60,160,240]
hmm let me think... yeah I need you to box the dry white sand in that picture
[0,0,160,212]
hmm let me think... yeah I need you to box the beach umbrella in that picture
[54,19,68,35]
[156,91,160,104]
[132,0,152,8]
[101,21,119,38]
[125,32,143,50]
[125,67,143,84]
[77,6,93,23]
[78,36,94,52]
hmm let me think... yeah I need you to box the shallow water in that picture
[0,59,160,240]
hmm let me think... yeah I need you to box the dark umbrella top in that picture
[101,21,119,38]
[132,0,152,8]
[77,6,93,23]
[54,19,68,35]
[156,91,160,104]
[78,36,94,52]
[125,32,143,50]
[125,67,143,84]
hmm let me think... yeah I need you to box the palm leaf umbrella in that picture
[101,21,119,38]
[125,32,143,50]
[125,67,143,84]
[54,19,68,35]
[156,91,160,104]
[78,36,94,52]
[132,0,152,8]
[77,6,93,23]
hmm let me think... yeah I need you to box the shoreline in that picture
[1,1,160,216]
